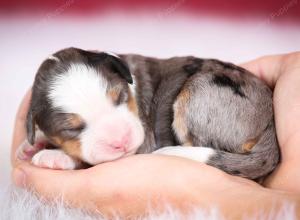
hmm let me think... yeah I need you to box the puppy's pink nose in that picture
[111,144,126,152]
[110,130,131,152]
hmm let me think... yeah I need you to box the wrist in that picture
[216,185,299,219]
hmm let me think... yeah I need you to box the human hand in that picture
[241,52,300,193]
[11,88,266,215]
[12,89,298,218]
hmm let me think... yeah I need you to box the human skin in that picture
[11,52,300,219]
[242,52,300,193]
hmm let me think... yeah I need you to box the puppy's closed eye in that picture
[60,126,85,139]
[57,113,86,139]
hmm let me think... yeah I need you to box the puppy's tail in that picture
[207,120,280,180]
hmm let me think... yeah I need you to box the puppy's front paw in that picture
[32,149,79,170]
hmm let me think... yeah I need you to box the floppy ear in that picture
[26,107,36,145]
[76,49,133,84]
[106,55,133,84]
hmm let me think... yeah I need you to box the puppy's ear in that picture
[77,49,133,84]
[26,107,36,145]
[107,54,133,84]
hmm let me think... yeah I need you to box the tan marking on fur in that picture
[127,90,139,116]
[172,89,191,144]
[107,85,138,116]
[68,113,84,128]
[51,136,63,145]
[107,88,120,103]
[242,139,258,152]
[62,140,82,159]
[183,139,193,146]
[50,136,82,160]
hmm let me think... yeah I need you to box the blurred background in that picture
[1,0,300,185]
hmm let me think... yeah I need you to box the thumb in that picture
[240,54,284,88]
[12,162,90,205]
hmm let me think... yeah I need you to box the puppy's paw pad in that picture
[32,149,77,170]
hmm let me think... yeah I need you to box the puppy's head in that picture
[27,47,144,164]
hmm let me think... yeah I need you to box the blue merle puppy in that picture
[22,48,279,180]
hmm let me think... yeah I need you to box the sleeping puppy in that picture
[21,47,280,180]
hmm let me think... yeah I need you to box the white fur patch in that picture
[104,51,120,58]
[34,129,48,142]
[47,55,60,62]
[129,74,137,98]
[48,63,109,119]
[153,146,215,163]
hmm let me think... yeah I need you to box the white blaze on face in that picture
[49,64,109,116]
[48,63,145,164]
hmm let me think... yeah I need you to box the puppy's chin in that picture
[82,145,139,165]
[80,129,144,165]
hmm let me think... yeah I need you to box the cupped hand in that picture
[11,89,267,218]
[11,52,300,218]
[241,52,300,192]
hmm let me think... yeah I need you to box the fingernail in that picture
[13,167,27,188]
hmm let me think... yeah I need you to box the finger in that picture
[16,140,36,161]
[11,89,32,166]
[240,54,285,88]
[12,162,90,207]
